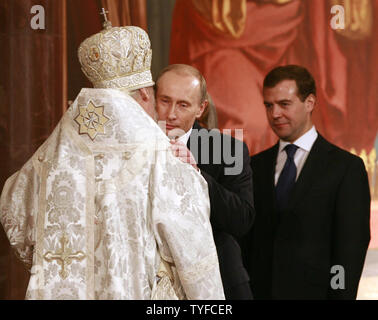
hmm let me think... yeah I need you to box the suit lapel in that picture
[286,134,331,213]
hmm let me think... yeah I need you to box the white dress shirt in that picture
[177,127,193,145]
[274,126,318,185]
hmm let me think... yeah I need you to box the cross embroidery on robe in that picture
[44,233,86,279]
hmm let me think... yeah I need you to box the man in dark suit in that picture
[243,65,371,299]
[155,64,255,299]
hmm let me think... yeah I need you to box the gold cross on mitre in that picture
[44,233,86,280]
[100,7,108,21]
[100,7,112,29]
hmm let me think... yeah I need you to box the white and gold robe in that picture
[0,88,224,300]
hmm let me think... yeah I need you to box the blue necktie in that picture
[275,144,299,213]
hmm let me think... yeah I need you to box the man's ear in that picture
[138,87,150,102]
[305,94,316,113]
[196,100,208,118]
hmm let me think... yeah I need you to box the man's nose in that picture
[271,105,282,119]
[167,105,177,119]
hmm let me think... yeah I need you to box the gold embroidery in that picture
[85,155,96,299]
[89,46,101,62]
[36,162,48,300]
[74,100,110,140]
[44,233,86,279]
[77,26,154,91]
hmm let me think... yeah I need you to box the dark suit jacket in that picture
[187,121,255,299]
[244,134,371,300]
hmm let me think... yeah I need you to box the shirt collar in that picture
[278,126,318,153]
[177,127,193,145]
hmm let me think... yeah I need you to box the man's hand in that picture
[170,140,199,171]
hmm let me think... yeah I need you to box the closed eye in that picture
[159,97,170,104]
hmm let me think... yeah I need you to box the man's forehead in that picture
[263,80,298,98]
[158,71,201,101]
[163,70,199,86]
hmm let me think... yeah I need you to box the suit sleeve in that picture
[328,156,371,299]
[201,141,255,238]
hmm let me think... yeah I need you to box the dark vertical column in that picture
[146,0,176,80]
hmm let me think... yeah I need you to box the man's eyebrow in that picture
[158,94,171,99]
[263,99,292,105]
[177,99,191,105]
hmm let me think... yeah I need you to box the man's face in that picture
[263,79,314,142]
[156,71,206,135]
